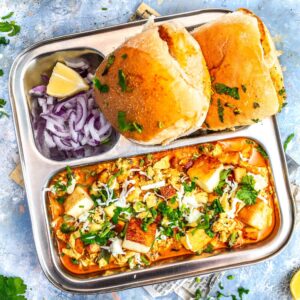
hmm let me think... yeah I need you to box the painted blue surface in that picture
[0,0,299,299]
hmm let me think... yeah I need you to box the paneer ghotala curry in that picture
[47,138,277,274]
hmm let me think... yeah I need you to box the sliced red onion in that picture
[64,57,89,69]
[29,85,46,96]
[31,61,113,159]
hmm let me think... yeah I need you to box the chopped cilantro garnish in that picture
[71,258,79,265]
[256,145,268,158]
[0,98,8,118]
[238,287,249,299]
[195,277,201,283]
[236,175,258,205]
[278,87,286,96]
[210,199,224,214]
[253,102,260,109]
[203,243,214,253]
[121,53,128,59]
[141,255,150,266]
[233,108,240,115]
[117,111,143,133]
[228,231,239,247]
[0,36,9,45]
[1,12,14,20]
[227,274,234,280]
[60,222,76,233]
[102,54,115,76]
[56,196,66,204]
[241,84,247,93]
[214,169,231,196]
[0,275,27,299]
[81,222,114,245]
[183,180,196,193]
[217,99,224,122]
[118,69,129,92]
[284,133,295,151]
[194,288,202,300]
[219,282,224,290]
[224,102,234,108]
[158,121,164,128]
[214,83,240,100]
[0,19,20,37]
[101,7,108,11]
[251,118,260,123]
[245,139,254,144]
[0,69,3,76]
[92,77,109,93]
[205,228,215,238]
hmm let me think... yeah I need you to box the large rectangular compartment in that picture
[9,8,295,293]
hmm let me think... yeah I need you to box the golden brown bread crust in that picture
[94,22,211,144]
[192,9,286,130]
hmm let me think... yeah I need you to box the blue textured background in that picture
[0,1,299,299]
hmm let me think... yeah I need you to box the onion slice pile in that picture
[30,59,112,159]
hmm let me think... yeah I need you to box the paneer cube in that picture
[104,204,116,219]
[153,156,170,170]
[187,156,224,193]
[122,218,156,253]
[181,228,212,252]
[238,199,272,230]
[63,186,94,219]
[234,167,247,183]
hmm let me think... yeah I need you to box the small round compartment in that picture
[23,48,119,161]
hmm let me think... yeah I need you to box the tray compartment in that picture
[23,48,119,161]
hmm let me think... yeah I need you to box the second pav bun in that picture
[94,21,211,145]
[192,8,286,130]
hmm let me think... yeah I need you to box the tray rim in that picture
[8,7,295,294]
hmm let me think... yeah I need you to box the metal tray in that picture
[9,8,295,293]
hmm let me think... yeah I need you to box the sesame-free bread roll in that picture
[192,8,286,130]
[94,22,211,145]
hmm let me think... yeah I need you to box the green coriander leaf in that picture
[251,118,260,123]
[71,258,79,264]
[256,145,268,158]
[203,243,214,253]
[1,12,14,20]
[121,53,128,59]
[214,83,240,100]
[0,36,9,45]
[214,169,231,196]
[117,111,143,133]
[118,69,128,92]
[238,287,249,300]
[236,175,258,205]
[278,87,286,96]
[0,275,27,299]
[217,99,224,123]
[101,7,108,11]
[227,274,234,280]
[195,277,201,283]
[253,102,260,109]
[219,282,224,290]
[284,133,295,151]
[241,84,247,92]
[92,77,109,93]
[102,54,115,76]
[0,69,3,76]
[8,23,20,37]
[0,98,6,107]
[194,288,202,300]
[183,180,196,193]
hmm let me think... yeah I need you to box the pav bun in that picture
[94,21,211,145]
[192,8,286,130]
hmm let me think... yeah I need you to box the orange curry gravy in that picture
[47,138,277,275]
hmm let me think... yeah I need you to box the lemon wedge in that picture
[46,62,89,98]
[291,269,300,300]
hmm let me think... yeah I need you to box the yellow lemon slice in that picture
[46,62,89,98]
[291,269,300,300]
